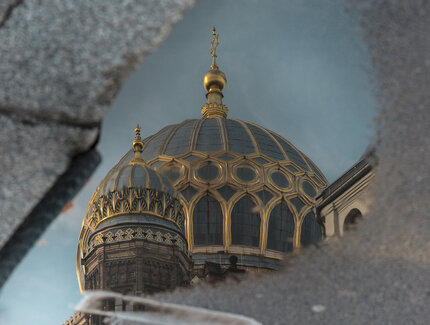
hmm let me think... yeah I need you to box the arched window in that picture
[301,211,322,246]
[343,208,363,232]
[267,201,294,252]
[193,195,223,245]
[231,195,260,247]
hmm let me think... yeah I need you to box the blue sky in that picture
[0,1,376,324]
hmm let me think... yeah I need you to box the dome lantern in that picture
[202,27,228,119]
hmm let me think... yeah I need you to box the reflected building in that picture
[64,29,374,325]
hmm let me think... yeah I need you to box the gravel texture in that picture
[154,1,430,324]
[0,149,100,288]
[0,0,21,27]
[0,114,98,249]
[0,0,195,124]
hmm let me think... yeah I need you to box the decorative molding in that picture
[144,151,327,255]
[87,187,185,232]
[86,226,187,255]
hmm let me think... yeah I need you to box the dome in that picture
[77,28,329,277]
[98,160,176,198]
[110,117,328,269]
[76,127,188,291]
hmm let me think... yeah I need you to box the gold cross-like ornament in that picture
[134,124,141,140]
[210,27,219,70]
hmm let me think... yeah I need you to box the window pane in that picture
[302,180,317,197]
[267,202,294,252]
[193,195,223,245]
[197,163,219,181]
[255,189,273,205]
[236,166,256,182]
[300,212,322,246]
[271,171,289,188]
[231,196,260,247]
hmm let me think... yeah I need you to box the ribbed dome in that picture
[98,162,176,198]
[77,28,329,289]
[106,118,328,270]
[117,118,326,181]
[77,158,188,292]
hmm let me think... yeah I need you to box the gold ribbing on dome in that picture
[202,27,228,119]
[132,124,144,161]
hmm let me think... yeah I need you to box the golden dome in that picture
[107,118,328,270]
[76,127,187,292]
[77,28,328,278]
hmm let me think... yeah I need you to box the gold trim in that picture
[246,121,289,161]
[295,205,314,248]
[141,124,173,152]
[268,130,322,179]
[298,176,319,201]
[190,119,204,151]
[193,159,226,185]
[79,115,329,279]
[129,165,135,188]
[159,119,190,155]
[231,160,262,187]
[141,165,149,189]
[155,168,165,193]
[217,118,228,151]
[266,166,294,193]
[113,165,125,191]
[232,118,260,154]
[226,192,262,250]
[79,187,185,254]
[85,225,187,255]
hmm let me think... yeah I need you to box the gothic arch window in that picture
[343,208,363,232]
[231,195,260,247]
[300,211,322,246]
[193,194,223,245]
[267,201,294,252]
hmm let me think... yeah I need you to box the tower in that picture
[77,126,192,297]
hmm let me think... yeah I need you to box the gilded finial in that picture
[210,27,219,70]
[132,124,144,159]
[202,27,228,119]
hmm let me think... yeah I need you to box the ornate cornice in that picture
[201,103,228,118]
[87,187,185,233]
[86,225,187,256]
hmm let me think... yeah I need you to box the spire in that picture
[210,27,219,70]
[132,124,144,160]
[202,27,228,119]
